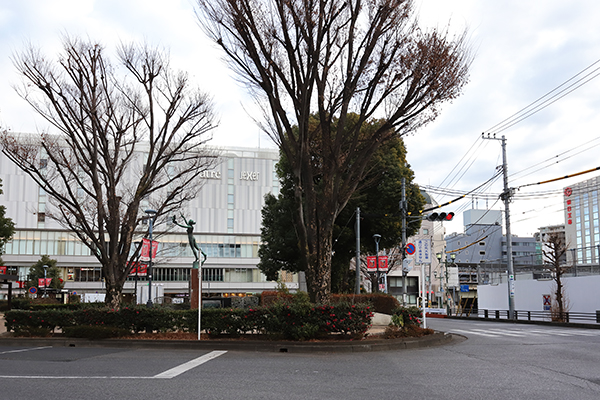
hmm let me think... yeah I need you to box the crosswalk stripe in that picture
[479,329,523,337]
[450,329,500,337]
[449,327,600,339]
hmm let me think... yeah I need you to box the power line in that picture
[485,58,600,135]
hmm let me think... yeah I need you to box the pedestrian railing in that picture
[477,309,600,324]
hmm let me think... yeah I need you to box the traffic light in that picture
[426,212,455,221]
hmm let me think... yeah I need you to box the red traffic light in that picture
[427,212,454,221]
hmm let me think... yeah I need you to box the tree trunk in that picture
[556,275,564,320]
[304,230,334,304]
[105,283,123,309]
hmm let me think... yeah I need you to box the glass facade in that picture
[5,230,260,259]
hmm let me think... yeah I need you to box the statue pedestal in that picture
[191,268,199,309]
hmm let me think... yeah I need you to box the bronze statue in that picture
[172,214,206,268]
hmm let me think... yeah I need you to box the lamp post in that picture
[43,264,48,298]
[145,209,157,308]
[434,270,442,308]
[436,252,456,315]
[373,234,381,293]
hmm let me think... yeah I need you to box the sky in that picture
[1,0,600,239]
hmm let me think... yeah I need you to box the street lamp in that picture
[145,209,157,308]
[373,234,381,293]
[434,270,442,308]
[43,264,48,298]
[436,252,456,315]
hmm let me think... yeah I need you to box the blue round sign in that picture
[406,243,416,255]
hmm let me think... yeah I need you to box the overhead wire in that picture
[486,58,600,135]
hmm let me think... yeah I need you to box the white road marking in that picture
[154,350,227,379]
[0,350,227,380]
[450,329,500,337]
[0,346,52,355]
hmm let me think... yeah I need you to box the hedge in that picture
[4,303,373,341]
[330,293,400,314]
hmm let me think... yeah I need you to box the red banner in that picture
[128,262,147,276]
[140,238,158,262]
[38,278,52,288]
[366,256,388,272]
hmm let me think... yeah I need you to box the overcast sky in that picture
[1,0,599,239]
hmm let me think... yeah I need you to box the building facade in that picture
[563,177,600,266]
[0,145,299,302]
[387,191,447,306]
[445,208,539,313]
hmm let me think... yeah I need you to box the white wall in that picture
[479,275,600,313]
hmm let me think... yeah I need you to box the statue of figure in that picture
[172,214,207,268]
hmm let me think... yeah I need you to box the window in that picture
[203,268,224,282]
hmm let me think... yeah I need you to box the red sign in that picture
[366,256,389,271]
[38,278,52,288]
[140,238,158,262]
[128,262,148,276]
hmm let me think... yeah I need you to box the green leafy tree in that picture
[198,0,470,302]
[26,255,63,294]
[0,178,16,266]
[259,135,424,293]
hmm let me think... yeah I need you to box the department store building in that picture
[0,144,299,302]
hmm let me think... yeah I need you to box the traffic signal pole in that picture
[401,178,407,306]
[483,133,515,320]
[355,207,361,295]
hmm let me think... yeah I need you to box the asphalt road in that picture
[1,319,600,400]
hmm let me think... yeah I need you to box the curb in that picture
[0,332,455,353]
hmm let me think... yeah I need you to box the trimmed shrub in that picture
[63,325,131,339]
[260,291,293,306]
[5,302,373,341]
[391,306,422,326]
[331,293,400,314]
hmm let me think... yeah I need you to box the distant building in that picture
[0,144,299,302]
[534,224,566,278]
[445,209,538,314]
[563,177,600,266]
[387,190,446,306]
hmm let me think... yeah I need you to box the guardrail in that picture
[478,309,600,324]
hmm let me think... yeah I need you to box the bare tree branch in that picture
[1,37,219,307]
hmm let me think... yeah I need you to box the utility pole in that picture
[401,178,407,306]
[355,207,361,294]
[483,133,515,320]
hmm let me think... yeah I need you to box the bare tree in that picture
[541,232,571,321]
[0,37,218,308]
[197,0,470,302]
